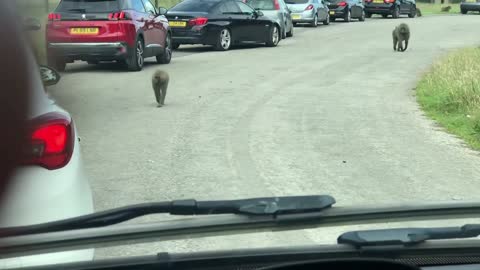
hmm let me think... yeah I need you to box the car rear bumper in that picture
[47,42,129,62]
[171,28,215,45]
[291,12,315,22]
[461,2,480,10]
[328,7,347,18]
[364,3,394,13]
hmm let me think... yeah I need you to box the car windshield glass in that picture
[326,0,344,3]
[56,0,120,13]
[244,0,276,10]
[285,0,309,4]
[169,0,220,11]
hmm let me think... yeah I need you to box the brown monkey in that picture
[441,5,451,12]
[151,70,169,107]
[392,23,410,52]
[416,8,422,17]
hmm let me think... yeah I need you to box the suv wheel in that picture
[286,25,294,37]
[359,9,366,21]
[126,38,144,71]
[156,33,172,64]
[392,5,400,18]
[408,5,416,17]
[461,8,467,14]
[311,14,318,27]
[344,8,351,22]
[266,25,280,47]
[215,28,232,51]
[323,14,330,25]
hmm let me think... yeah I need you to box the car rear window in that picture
[169,0,221,12]
[56,0,121,13]
[244,0,276,10]
[285,0,309,4]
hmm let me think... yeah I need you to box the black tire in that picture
[331,16,336,21]
[359,9,366,21]
[408,5,416,17]
[344,8,351,22]
[286,25,294,37]
[365,12,372,18]
[126,37,144,71]
[311,14,318,27]
[266,25,280,47]
[172,43,180,50]
[323,14,330,25]
[156,33,172,64]
[461,8,467,14]
[392,5,400,18]
[382,14,388,18]
[214,28,232,51]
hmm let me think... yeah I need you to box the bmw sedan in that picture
[326,0,365,22]
[286,0,330,27]
[166,0,282,50]
[364,0,416,18]
[460,0,480,14]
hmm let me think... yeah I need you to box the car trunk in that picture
[166,11,209,31]
[287,3,310,12]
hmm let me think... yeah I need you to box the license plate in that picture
[329,11,335,15]
[70,28,99,35]
[169,21,187,27]
[291,14,301,19]
[373,0,384,3]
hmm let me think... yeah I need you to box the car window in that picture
[244,0,276,10]
[128,0,146,12]
[56,0,120,13]
[225,1,242,12]
[142,0,157,14]
[169,0,221,12]
[236,1,256,13]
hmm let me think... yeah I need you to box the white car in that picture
[0,17,95,269]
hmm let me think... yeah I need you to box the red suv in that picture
[46,0,172,71]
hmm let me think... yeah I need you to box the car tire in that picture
[311,14,318,27]
[344,8,351,22]
[214,28,232,51]
[286,25,294,37]
[392,5,400,18]
[365,12,372,18]
[461,8,467,14]
[382,14,388,18]
[323,14,330,25]
[359,9,366,21]
[126,37,144,71]
[408,5,416,17]
[156,33,172,64]
[172,43,180,50]
[266,25,280,47]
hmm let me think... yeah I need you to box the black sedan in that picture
[326,0,365,22]
[460,0,480,14]
[364,0,416,18]
[166,0,282,51]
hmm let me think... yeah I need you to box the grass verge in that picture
[416,3,461,15]
[416,47,480,150]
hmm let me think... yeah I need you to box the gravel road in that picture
[49,14,480,258]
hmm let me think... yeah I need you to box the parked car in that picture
[46,0,172,72]
[166,0,282,50]
[244,0,294,38]
[326,0,365,22]
[460,0,480,14]
[286,0,330,27]
[364,0,416,18]
[0,18,95,269]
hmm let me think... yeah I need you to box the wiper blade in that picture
[0,195,335,237]
[338,224,480,248]
[67,8,87,13]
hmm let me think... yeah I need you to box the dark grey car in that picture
[244,0,295,38]
[286,0,330,27]
[460,0,480,14]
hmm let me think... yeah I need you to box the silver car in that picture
[286,0,330,26]
[244,0,295,38]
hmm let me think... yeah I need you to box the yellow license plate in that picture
[291,14,301,19]
[169,21,187,27]
[329,11,335,15]
[373,0,384,3]
[70,28,99,35]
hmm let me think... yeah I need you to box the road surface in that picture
[49,15,480,258]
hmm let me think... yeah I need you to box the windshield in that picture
[5,0,480,267]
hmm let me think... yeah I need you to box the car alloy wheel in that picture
[157,33,172,64]
[312,15,318,27]
[393,6,400,18]
[359,9,366,21]
[136,40,144,68]
[272,26,279,45]
[323,14,330,25]
[345,9,351,22]
[220,29,231,50]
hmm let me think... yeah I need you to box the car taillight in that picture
[305,4,314,10]
[274,0,281,10]
[108,11,131,20]
[188,17,208,26]
[365,0,372,2]
[338,1,347,6]
[384,0,394,3]
[47,13,61,21]
[23,113,75,170]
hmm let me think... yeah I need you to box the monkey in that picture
[441,6,451,12]
[392,23,410,52]
[151,70,169,107]
[416,8,422,17]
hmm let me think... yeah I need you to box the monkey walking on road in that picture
[392,23,410,52]
[416,7,422,17]
[152,70,169,107]
[441,6,451,12]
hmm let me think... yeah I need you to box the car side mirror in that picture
[39,65,61,86]
[158,7,168,15]
[255,10,264,17]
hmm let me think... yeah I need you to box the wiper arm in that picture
[0,195,334,237]
[67,8,86,13]
[338,224,480,248]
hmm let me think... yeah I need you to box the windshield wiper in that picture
[338,224,480,248]
[67,8,87,13]
[0,195,335,237]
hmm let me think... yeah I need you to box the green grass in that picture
[416,47,480,150]
[416,3,461,15]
